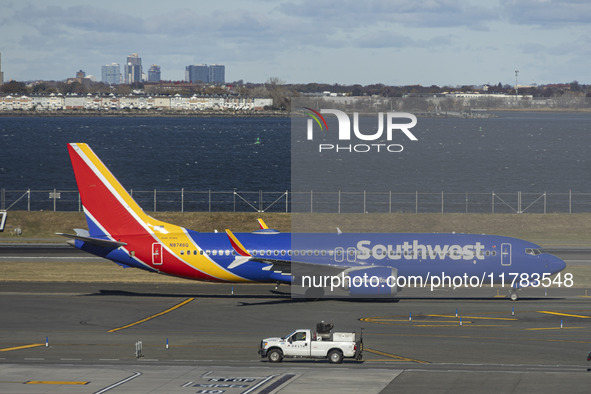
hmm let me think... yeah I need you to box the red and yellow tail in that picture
[68,143,166,238]
[67,143,247,282]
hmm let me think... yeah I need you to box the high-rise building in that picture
[208,64,225,84]
[101,63,121,85]
[148,64,161,82]
[124,53,142,84]
[0,52,4,85]
[185,64,209,83]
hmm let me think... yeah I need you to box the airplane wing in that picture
[225,229,349,276]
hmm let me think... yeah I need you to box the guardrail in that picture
[2,189,591,214]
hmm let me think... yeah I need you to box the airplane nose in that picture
[547,255,566,274]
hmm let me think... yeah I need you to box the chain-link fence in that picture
[3,188,591,214]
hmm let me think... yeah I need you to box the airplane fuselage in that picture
[74,229,566,287]
[63,143,567,298]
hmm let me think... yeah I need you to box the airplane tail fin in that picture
[67,143,163,239]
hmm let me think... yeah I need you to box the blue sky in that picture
[1,0,590,86]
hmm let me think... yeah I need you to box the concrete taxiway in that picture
[2,281,591,393]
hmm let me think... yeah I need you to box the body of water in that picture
[1,112,590,195]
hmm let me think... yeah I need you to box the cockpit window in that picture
[525,248,544,256]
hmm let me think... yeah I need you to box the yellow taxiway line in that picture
[25,381,89,385]
[0,344,44,352]
[108,297,195,333]
[365,348,430,364]
[537,311,591,319]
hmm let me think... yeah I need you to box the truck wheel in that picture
[328,349,343,364]
[267,349,283,363]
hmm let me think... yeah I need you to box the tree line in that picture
[1,78,589,111]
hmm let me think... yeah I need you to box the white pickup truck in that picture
[258,322,363,364]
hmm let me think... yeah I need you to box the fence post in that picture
[181,188,184,213]
[154,189,157,212]
[78,192,81,212]
[544,192,546,214]
[363,190,366,213]
[492,192,494,214]
[569,189,572,214]
[259,190,263,212]
[415,191,418,214]
[338,190,341,214]
[1,188,4,210]
[208,190,211,212]
[285,190,289,213]
[310,190,313,213]
[441,191,444,213]
[53,188,57,212]
[389,190,392,214]
[27,189,30,211]
[465,191,468,213]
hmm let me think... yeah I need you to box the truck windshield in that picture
[282,331,296,340]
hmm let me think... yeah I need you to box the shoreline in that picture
[0,109,289,117]
[1,107,590,118]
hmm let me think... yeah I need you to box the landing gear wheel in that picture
[328,349,343,364]
[267,349,283,363]
[510,291,519,301]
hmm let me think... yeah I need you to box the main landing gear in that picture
[509,289,519,301]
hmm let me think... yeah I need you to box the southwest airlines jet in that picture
[61,143,566,300]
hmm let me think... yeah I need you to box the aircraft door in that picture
[501,243,511,266]
[152,243,163,265]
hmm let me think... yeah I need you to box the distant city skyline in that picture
[1,1,590,86]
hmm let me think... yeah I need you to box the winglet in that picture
[257,218,269,229]
[0,211,6,232]
[225,229,252,257]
